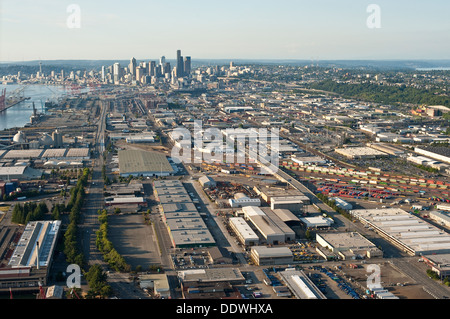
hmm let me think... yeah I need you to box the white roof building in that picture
[350,208,450,256]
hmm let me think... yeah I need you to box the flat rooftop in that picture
[317,232,377,250]
[8,220,61,268]
[350,208,450,255]
[335,147,389,158]
[119,150,174,175]
[178,268,245,283]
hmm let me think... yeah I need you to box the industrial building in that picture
[241,206,295,245]
[333,197,353,211]
[271,209,301,229]
[367,143,405,156]
[335,146,389,159]
[177,268,244,299]
[138,274,170,299]
[421,253,450,279]
[350,208,450,256]
[290,156,327,166]
[253,185,310,205]
[279,268,326,299]
[228,217,259,246]
[414,146,450,165]
[153,180,215,248]
[270,196,304,212]
[178,268,245,284]
[429,210,450,228]
[118,149,174,177]
[198,175,216,189]
[0,221,61,293]
[104,196,146,207]
[316,232,382,260]
[250,246,293,266]
[300,216,334,229]
[0,166,43,180]
[228,192,261,208]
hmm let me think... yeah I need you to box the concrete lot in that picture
[108,213,161,270]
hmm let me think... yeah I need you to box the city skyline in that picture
[0,0,449,62]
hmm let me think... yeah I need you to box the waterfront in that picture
[0,84,71,130]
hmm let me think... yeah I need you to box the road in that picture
[77,98,149,298]
[183,177,249,266]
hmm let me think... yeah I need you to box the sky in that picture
[0,0,449,62]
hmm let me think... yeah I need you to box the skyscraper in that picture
[113,62,122,83]
[136,66,144,83]
[176,49,184,78]
[101,66,106,82]
[149,61,156,76]
[184,56,191,76]
[129,57,137,78]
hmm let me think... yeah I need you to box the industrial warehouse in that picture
[239,206,296,245]
[350,208,450,256]
[118,149,175,177]
[315,232,383,260]
[0,220,61,292]
[153,180,215,248]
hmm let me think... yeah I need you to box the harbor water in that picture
[0,84,72,131]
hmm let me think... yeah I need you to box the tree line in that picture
[11,202,49,225]
[64,168,90,266]
[96,209,130,272]
[309,79,450,107]
[316,192,354,221]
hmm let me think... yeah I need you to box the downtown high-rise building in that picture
[149,61,156,76]
[113,62,122,83]
[101,66,106,82]
[176,49,184,78]
[129,57,137,78]
[184,56,191,76]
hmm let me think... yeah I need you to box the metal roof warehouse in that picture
[118,149,174,177]
[350,208,450,256]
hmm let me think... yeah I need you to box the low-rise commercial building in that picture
[242,206,295,245]
[250,246,293,266]
[228,217,259,246]
[229,192,261,208]
[316,232,382,259]
[279,268,326,299]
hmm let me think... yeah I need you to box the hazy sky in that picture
[1,0,449,62]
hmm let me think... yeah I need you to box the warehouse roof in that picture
[118,150,174,175]
[350,208,450,255]
[9,220,61,268]
[178,268,245,283]
[65,148,90,158]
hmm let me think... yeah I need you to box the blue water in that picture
[416,67,450,71]
[0,84,72,130]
